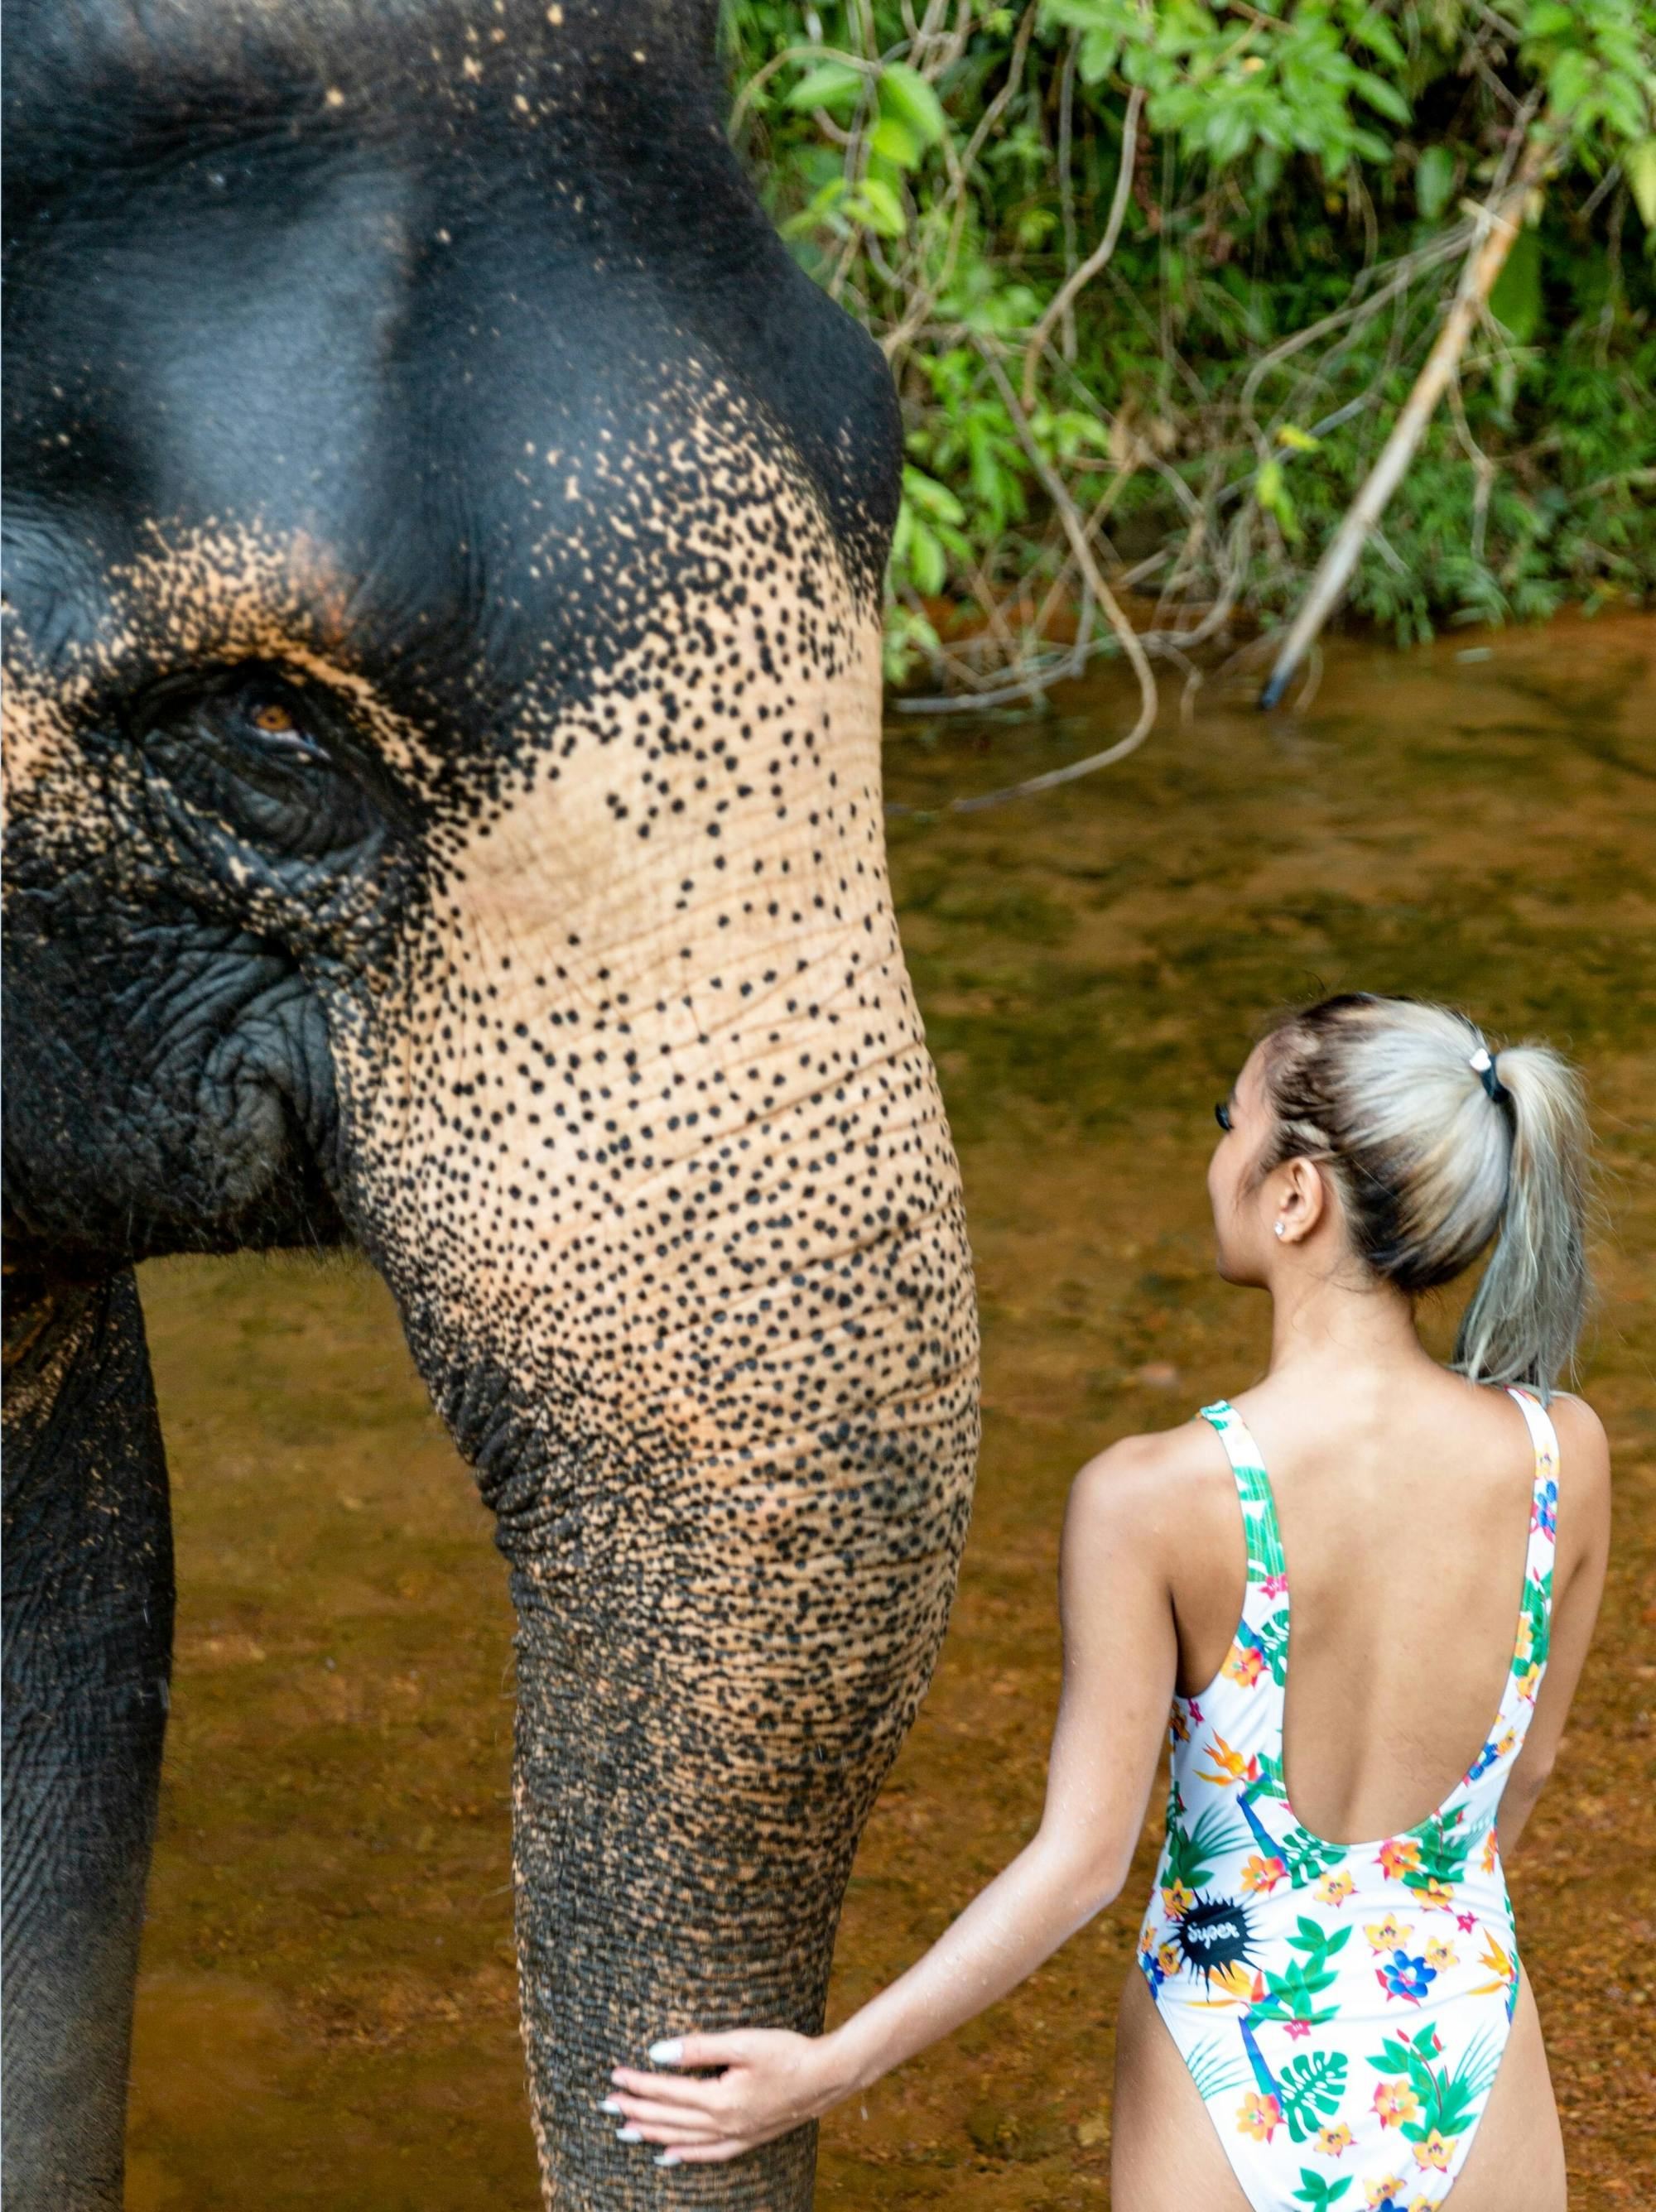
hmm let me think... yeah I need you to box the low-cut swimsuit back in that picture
[1135,1387,1559,2212]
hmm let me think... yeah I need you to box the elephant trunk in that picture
[327,551,977,2201]
[489,1201,975,2205]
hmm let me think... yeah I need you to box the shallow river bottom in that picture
[128,615,1655,2207]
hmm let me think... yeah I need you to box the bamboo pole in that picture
[1259,142,1547,711]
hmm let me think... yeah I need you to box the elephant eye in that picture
[233,683,330,762]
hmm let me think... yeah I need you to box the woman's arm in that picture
[604,1435,1182,2166]
[1496,1392,1610,1854]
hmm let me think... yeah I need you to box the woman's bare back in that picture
[1164,1370,1605,1849]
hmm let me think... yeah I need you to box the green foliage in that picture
[723,2,1656,685]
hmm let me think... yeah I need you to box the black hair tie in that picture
[1468,1045,1512,1108]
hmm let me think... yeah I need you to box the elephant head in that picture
[2,3,980,2205]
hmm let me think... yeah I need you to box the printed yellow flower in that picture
[1377,1836,1422,1881]
[1414,1876,1457,1910]
[1236,2090,1282,2142]
[1373,2079,1420,2129]
[1515,1661,1542,1702]
[1162,1881,1196,1917]
[1242,1851,1288,1894]
[1197,1732,1261,1789]
[1471,1931,1515,1997]
[1202,1960,1263,2005]
[1137,1925,1158,1964]
[1315,2123,1354,2157]
[1365,2181,1406,2209]
[1157,1943,1181,1979]
[1317,1870,1355,1907]
[1170,1706,1191,1743]
[1425,1937,1459,1972]
[1222,1642,1264,1688]
[1413,2129,1457,2171]
[1480,1829,1500,1875]
[1365,1915,1413,1952]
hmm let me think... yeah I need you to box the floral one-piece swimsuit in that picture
[1137,1388,1558,2212]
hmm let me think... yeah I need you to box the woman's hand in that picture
[604,2028,847,2166]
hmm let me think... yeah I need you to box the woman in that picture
[604,993,1610,2212]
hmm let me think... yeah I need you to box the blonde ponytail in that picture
[1256,994,1591,1400]
[1451,1041,1590,1397]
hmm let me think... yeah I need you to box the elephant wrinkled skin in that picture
[2,4,980,2205]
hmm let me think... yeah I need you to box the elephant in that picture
[1,2,980,2205]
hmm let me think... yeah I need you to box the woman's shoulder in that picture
[1545,1389,1611,1546]
[1066,1411,1239,1547]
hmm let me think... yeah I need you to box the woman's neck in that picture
[1264,1256,1429,1383]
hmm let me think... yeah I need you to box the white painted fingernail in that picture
[647,2038,683,2065]
[615,2126,642,2142]
[598,2098,622,2114]
[655,2151,681,2167]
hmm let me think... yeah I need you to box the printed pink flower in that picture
[1260,1572,1288,1599]
[1283,2018,1312,2041]
[1236,2091,1282,2142]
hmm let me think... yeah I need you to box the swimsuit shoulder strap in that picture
[1197,1400,1287,1595]
[1504,1382,1561,1633]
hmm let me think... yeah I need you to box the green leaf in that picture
[879,62,948,149]
[784,60,864,116]
[1489,228,1543,344]
[845,176,907,238]
[908,517,946,597]
[869,115,922,170]
[1277,423,1321,452]
[1416,143,1456,220]
[1355,70,1411,126]
[1628,139,1656,228]
[902,464,965,527]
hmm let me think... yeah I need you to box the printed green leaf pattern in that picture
[1368,2024,1503,2143]
[1293,2171,1354,2209]
[1163,1803,1245,1893]
[1277,2049,1349,2143]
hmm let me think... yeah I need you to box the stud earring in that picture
[1273,1222,1286,1238]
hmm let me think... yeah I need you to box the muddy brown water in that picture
[127,615,1655,2209]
